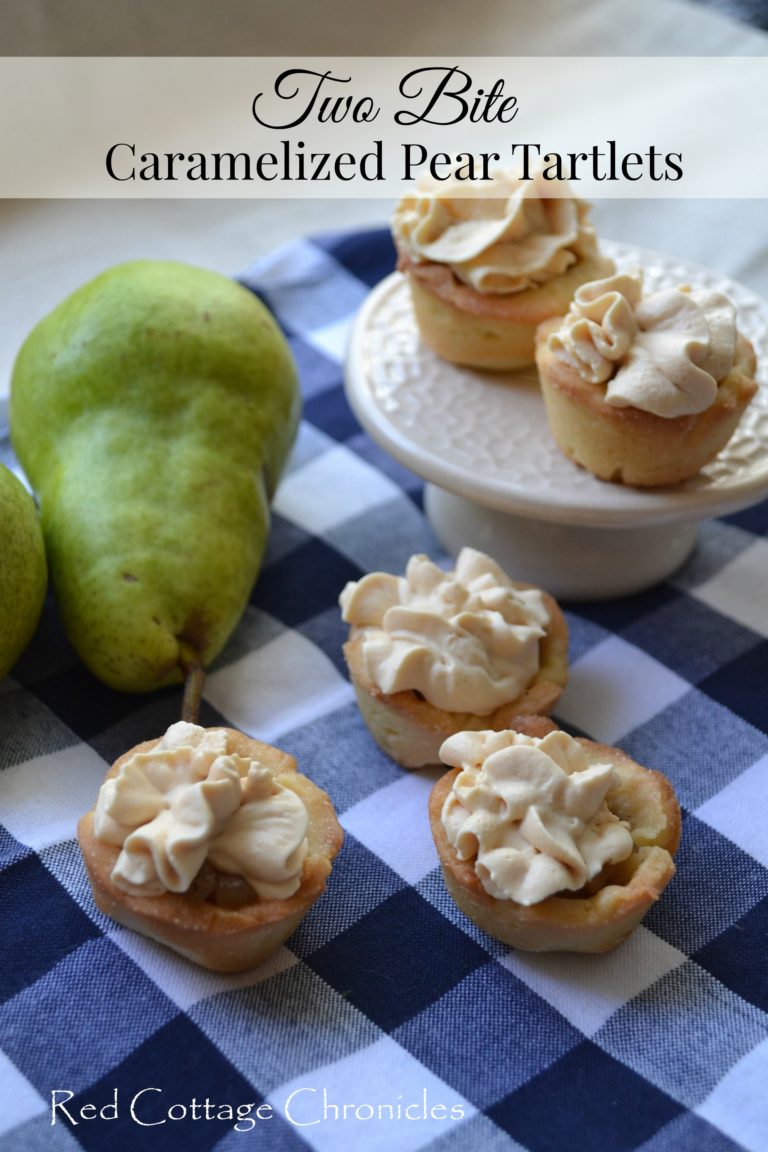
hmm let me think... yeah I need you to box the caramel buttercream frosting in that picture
[94,722,309,900]
[536,268,758,486]
[392,164,613,370]
[548,271,740,417]
[340,549,550,716]
[440,728,633,905]
[340,550,569,769]
[429,716,681,953]
[393,166,602,296]
[79,725,344,971]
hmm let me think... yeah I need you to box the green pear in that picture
[10,260,300,693]
[0,462,47,679]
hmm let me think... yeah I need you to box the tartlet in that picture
[535,272,758,487]
[78,725,343,972]
[429,717,680,954]
[393,166,614,371]
[340,549,569,770]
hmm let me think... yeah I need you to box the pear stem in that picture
[179,646,206,725]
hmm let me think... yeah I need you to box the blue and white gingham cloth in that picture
[0,228,766,1152]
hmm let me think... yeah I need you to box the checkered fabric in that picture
[1,228,767,1152]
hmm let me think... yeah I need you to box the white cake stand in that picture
[344,243,768,600]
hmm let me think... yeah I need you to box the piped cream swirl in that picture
[548,271,739,417]
[440,729,633,905]
[339,549,549,715]
[94,722,309,900]
[393,166,600,294]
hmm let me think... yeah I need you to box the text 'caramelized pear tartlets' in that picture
[78,723,343,972]
[340,548,568,769]
[429,717,680,954]
[393,165,614,371]
[535,271,758,487]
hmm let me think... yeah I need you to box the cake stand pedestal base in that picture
[424,485,699,601]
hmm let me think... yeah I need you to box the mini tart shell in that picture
[343,585,569,770]
[535,317,758,487]
[78,729,343,973]
[400,252,615,371]
[428,718,681,954]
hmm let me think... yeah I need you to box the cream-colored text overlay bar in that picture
[1,57,765,197]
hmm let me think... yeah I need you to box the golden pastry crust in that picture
[429,717,681,954]
[343,585,569,770]
[78,729,343,972]
[535,317,758,487]
[401,253,615,371]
